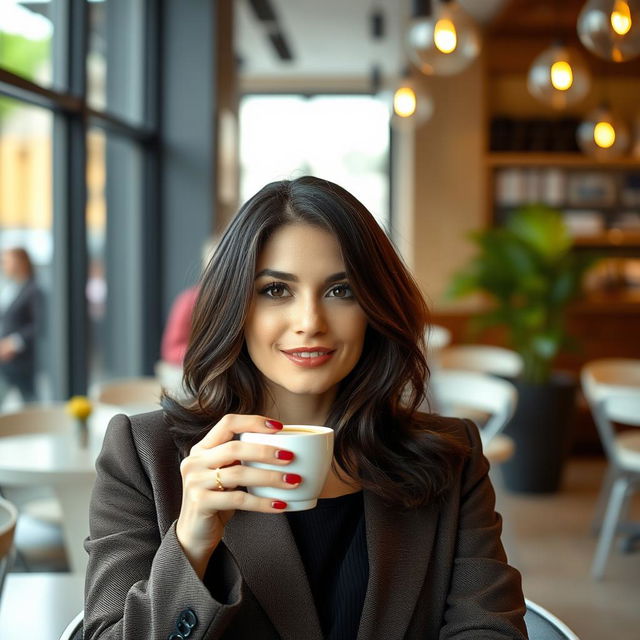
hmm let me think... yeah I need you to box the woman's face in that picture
[245,223,368,406]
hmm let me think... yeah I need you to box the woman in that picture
[84,177,528,639]
[0,247,44,406]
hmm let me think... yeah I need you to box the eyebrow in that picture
[255,269,347,284]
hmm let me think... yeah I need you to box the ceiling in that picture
[234,0,511,88]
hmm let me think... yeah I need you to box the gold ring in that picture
[215,467,225,491]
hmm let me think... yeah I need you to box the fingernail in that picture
[265,419,283,430]
[272,500,287,510]
[276,450,294,461]
[284,473,302,485]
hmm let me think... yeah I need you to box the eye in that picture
[260,282,291,298]
[327,283,353,299]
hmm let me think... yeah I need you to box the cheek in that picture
[340,310,368,348]
[245,310,284,352]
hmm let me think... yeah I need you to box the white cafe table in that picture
[0,430,98,575]
[0,572,84,640]
[0,403,159,575]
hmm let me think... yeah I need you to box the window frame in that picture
[0,0,161,397]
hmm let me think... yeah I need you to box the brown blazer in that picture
[84,411,528,640]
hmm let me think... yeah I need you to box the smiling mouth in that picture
[289,350,331,358]
[280,349,336,368]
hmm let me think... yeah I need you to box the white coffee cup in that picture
[239,425,334,511]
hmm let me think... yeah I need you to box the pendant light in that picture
[577,0,640,62]
[406,0,481,76]
[390,70,434,130]
[527,41,591,109]
[577,103,630,158]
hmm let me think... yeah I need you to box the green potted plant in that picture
[447,204,593,492]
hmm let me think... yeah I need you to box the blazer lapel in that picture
[223,510,323,640]
[357,491,438,640]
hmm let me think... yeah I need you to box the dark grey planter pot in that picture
[501,372,577,494]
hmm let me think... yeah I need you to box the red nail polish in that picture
[276,450,294,460]
[284,473,302,485]
[265,419,283,430]
[272,500,287,510]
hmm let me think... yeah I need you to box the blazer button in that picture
[177,608,198,636]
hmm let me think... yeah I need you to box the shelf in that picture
[486,153,640,169]
[572,231,640,248]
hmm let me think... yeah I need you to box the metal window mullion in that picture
[140,0,162,373]
[66,0,88,395]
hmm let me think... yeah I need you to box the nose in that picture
[292,295,327,336]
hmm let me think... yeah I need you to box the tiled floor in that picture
[499,456,640,640]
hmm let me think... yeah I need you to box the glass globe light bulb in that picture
[594,121,616,147]
[577,105,630,158]
[434,18,457,53]
[527,43,591,109]
[394,86,418,118]
[550,61,574,90]
[387,76,434,131]
[611,0,632,34]
[578,0,640,62]
[406,1,481,76]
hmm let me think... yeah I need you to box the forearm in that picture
[84,523,243,640]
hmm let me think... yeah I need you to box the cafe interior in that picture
[0,0,639,638]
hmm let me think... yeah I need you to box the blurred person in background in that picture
[160,236,219,367]
[0,247,44,407]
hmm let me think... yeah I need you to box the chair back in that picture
[581,358,640,403]
[90,377,162,408]
[154,360,187,399]
[426,324,452,353]
[524,599,580,639]
[593,389,640,467]
[431,370,517,446]
[439,344,523,378]
[581,359,640,467]
[0,497,18,598]
[0,405,74,438]
[59,610,83,640]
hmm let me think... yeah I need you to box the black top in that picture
[286,492,368,640]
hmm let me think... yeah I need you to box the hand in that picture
[0,338,17,362]
[175,414,300,578]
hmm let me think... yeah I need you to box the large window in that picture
[239,94,391,230]
[0,96,53,407]
[0,0,160,403]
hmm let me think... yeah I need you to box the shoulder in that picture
[414,411,481,448]
[103,409,179,469]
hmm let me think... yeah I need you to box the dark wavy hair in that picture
[162,176,469,508]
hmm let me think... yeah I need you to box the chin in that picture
[272,377,337,397]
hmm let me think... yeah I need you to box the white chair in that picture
[90,377,162,412]
[426,324,452,353]
[524,599,580,639]
[154,360,188,400]
[581,358,640,579]
[0,406,78,571]
[0,498,18,599]
[439,344,523,379]
[430,370,519,560]
[0,406,73,524]
[431,370,517,449]
[436,344,522,467]
[59,610,83,640]
[425,324,451,367]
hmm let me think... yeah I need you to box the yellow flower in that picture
[66,396,93,420]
